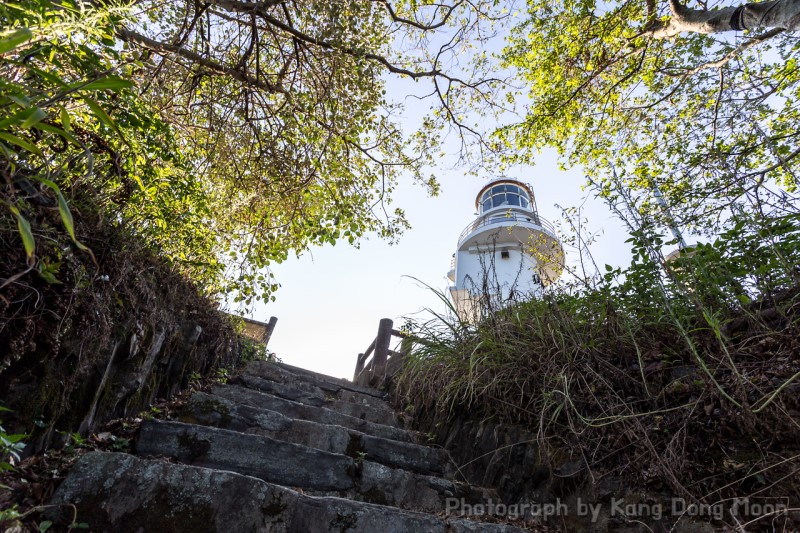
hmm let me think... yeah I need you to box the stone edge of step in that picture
[135,419,485,512]
[180,391,450,477]
[268,360,389,399]
[233,373,400,427]
[210,383,413,442]
[48,451,534,533]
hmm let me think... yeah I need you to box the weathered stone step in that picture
[49,452,532,533]
[181,391,450,477]
[212,384,412,443]
[136,419,488,512]
[234,373,399,427]
[243,360,394,408]
[267,360,388,399]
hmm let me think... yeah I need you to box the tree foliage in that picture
[500,0,800,237]
[1,0,232,293]
[111,0,515,302]
[2,0,510,303]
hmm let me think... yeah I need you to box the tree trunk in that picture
[649,0,800,38]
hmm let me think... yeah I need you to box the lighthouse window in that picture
[480,184,531,212]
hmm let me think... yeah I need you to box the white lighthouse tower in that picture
[447,178,564,321]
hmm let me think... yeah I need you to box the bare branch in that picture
[117,27,287,94]
[659,28,784,77]
[376,0,462,30]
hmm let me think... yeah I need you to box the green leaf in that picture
[2,433,26,444]
[59,106,71,132]
[82,97,123,138]
[7,205,35,260]
[0,132,42,156]
[0,107,47,130]
[20,107,47,128]
[55,191,86,250]
[37,265,62,285]
[0,28,33,55]
[71,76,134,92]
[0,141,13,160]
[31,178,90,251]
[38,520,53,532]
[8,94,31,108]
[25,66,69,88]
[34,122,82,147]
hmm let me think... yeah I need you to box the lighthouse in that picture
[447,178,564,321]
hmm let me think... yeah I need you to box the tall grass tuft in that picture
[396,213,800,516]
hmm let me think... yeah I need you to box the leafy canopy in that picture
[1,0,510,304]
[500,0,800,236]
[1,0,233,293]
[111,0,516,302]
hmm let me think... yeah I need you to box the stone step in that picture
[268,360,388,399]
[181,391,451,477]
[243,360,393,408]
[212,384,412,443]
[136,419,489,512]
[49,452,532,533]
[233,372,399,427]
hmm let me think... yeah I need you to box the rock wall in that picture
[0,216,245,452]
[400,408,758,532]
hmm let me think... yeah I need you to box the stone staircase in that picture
[49,360,532,532]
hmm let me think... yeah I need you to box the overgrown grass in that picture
[396,214,800,526]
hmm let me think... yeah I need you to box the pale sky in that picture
[247,152,632,379]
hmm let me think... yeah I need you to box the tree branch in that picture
[647,0,800,38]
[659,27,783,77]
[376,0,462,30]
[197,0,479,83]
[117,27,287,94]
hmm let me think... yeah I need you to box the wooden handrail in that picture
[237,315,278,347]
[363,338,377,358]
[263,316,277,347]
[353,318,415,386]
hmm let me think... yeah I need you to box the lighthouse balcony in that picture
[457,209,558,246]
[447,255,456,282]
[456,208,564,283]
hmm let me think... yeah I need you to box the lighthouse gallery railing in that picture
[457,211,557,245]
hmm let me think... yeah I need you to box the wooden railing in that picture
[353,318,412,387]
[239,315,278,347]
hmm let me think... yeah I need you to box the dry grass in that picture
[396,281,800,529]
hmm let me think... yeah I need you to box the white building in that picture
[447,179,564,321]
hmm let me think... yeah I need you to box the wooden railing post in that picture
[354,354,365,382]
[262,316,278,347]
[370,318,393,381]
[353,318,413,386]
